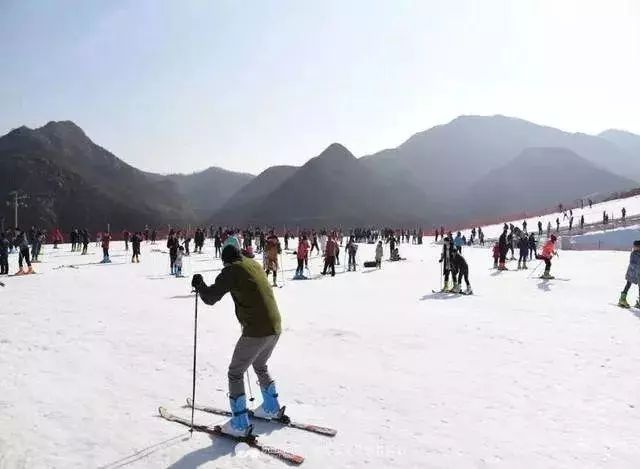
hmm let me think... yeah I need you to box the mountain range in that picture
[1,116,638,232]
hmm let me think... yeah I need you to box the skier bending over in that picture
[450,250,473,294]
[618,240,640,308]
[191,245,283,437]
[535,234,558,279]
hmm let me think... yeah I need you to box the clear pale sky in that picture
[1,0,638,174]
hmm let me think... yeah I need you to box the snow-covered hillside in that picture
[2,238,640,468]
[465,194,640,240]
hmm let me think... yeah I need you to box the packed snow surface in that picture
[2,236,640,468]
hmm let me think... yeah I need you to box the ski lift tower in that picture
[7,191,29,229]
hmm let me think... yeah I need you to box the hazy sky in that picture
[1,0,639,174]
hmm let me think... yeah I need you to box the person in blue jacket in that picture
[454,231,463,253]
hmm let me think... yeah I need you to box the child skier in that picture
[191,245,283,437]
[450,249,473,294]
[100,232,112,263]
[174,246,184,277]
[535,234,558,279]
[492,242,500,268]
[618,240,640,308]
[375,240,383,269]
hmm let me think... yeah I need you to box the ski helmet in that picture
[550,234,557,242]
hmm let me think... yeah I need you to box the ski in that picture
[158,407,304,465]
[431,289,473,296]
[186,398,337,437]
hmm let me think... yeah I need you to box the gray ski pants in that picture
[228,334,280,398]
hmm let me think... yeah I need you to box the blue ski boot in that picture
[253,382,283,420]
[220,394,252,437]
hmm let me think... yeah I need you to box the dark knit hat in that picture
[221,244,242,264]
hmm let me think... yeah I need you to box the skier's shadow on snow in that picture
[420,292,461,301]
[537,279,552,292]
[99,432,189,469]
[166,424,285,469]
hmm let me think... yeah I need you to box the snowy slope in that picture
[2,239,640,468]
[474,194,640,240]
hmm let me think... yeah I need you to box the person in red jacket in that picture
[295,235,310,278]
[101,232,112,263]
[51,227,63,249]
[535,234,557,279]
[322,235,338,277]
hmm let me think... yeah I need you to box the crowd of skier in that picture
[2,198,637,443]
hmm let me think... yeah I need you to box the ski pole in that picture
[246,370,255,403]
[279,253,286,286]
[189,289,199,434]
[527,260,542,278]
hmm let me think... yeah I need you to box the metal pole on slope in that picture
[279,253,286,287]
[189,290,199,433]
[527,260,543,279]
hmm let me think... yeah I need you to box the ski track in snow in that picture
[1,197,640,468]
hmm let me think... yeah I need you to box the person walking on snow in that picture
[618,240,640,308]
[517,234,529,269]
[346,236,358,271]
[0,232,9,275]
[322,235,338,276]
[191,245,282,437]
[497,229,508,270]
[528,232,537,260]
[439,236,455,290]
[14,229,34,275]
[264,232,281,287]
[167,231,179,273]
[123,229,130,251]
[536,234,558,279]
[131,232,142,263]
[454,231,463,253]
[295,235,310,278]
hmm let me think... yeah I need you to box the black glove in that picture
[438,258,443,263]
[191,274,205,291]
